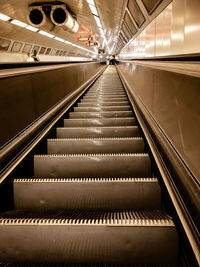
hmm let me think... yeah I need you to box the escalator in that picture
[0,66,179,265]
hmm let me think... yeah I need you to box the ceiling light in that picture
[89,5,98,16]
[94,16,102,28]
[26,25,38,32]
[0,13,10,21]
[64,41,72,45]
[87,0,95,6]
[54,37,65,42]
[99,28,104,35]
[38,30,54,38]
[11,19,27,28]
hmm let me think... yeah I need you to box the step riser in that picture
[57,127,140,138]
[0,225,178,264]
[63,118,136,127]
[69,112,133,118]
[34,155,151,178]
[81,98,128,102]
[14,180,161,210]
[47,139,144,154]
[74,107,132,112]
[78,103,130,107]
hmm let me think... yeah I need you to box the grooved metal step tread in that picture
[74,106,132,112]
[47,137,144,154]
[0,210,174,225]
[0,264,179,267]
[0,209,179,264]
[57,126,140,138]
[69,111,133,118]
[63,118,136,127]
[34,153,151,178]
[81,98,128,102]
[13,177,160,210]
[78,102,131,107]
[83,95,127,98]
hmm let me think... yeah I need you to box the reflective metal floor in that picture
[0,66,179,266]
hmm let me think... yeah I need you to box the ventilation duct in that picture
[50,5,79,33]
[28,6,46,27]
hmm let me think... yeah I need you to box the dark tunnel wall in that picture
[0,62,105,147]
[117,61,200,181]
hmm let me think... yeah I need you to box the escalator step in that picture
[13,178,161,210]
[80,98,128,102]
[69,111,133,118]
[73,106,132,112]
[0,210,178,264]
[83,95,127,99]
[63,118,136,127]
[78,102,130,107]
[47,138,144,154]
[34,153,151,178]
[57,126,140,138]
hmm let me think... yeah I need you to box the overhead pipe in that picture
[50,5,79,33]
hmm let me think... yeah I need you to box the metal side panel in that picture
[13,178,161,210]
[56,126,141,138]
[0,210,178,264]
[34,154,151,178]
[63,118,136,127]
[47,138,144,154]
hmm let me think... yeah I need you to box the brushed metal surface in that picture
[69,111,133,118]
[73,106,132,112]
[57,126,140,138]
[63,118,136,127]
[13,178,160,210]
[117,61,200,180]
[47,138,144,154]
[34,154,151,178]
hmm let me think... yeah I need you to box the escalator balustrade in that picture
[0,66,179,265]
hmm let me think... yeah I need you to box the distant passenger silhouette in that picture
[32,50,40,62]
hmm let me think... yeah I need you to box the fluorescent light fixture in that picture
[26,25,38,32]
[54,36,65,42]
[0,13,10,21]
[11,19,27,28]
[38,30,54,38]
[89,5,98,16]
[94,16,102,28]
[87,0,95,6]
[64,40,72,45]
[99,28,104,35]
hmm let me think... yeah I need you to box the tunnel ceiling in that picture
[0,0,127,55]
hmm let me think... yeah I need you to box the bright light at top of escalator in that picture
[0,13,10,21]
